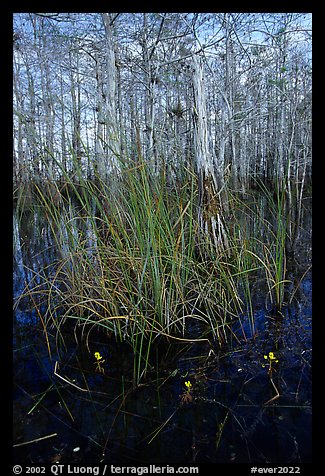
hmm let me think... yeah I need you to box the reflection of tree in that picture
[14,208,61,309]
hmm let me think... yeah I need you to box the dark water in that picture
[13,196,312,465]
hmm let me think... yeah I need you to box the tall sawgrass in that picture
[14,153,304,386]
[250,177,293,312]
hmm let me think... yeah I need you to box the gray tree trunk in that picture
[59,64,67,176]
[141,13,158,169]
[192,55,228,251]
[69,50,82,179]
[13,58,25,181]
[95,55,106,178]
[102,13,120,175]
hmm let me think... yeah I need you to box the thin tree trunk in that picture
[59,64,67,176]
[102,13,120,175]
[192,55,228,252]
[95,55,106,178]
[69,50,82,179]
[142,13,158,168]
[13,59,25,181]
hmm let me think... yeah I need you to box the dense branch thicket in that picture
[13,13,312,189]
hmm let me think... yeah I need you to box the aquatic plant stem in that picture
[24,280,52,359]
[13,433,58,447]
[147,408,179,445]
[264,376,280,406]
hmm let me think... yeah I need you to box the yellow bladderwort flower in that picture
[263,352,279,363]
[262,351,281,405]
[94,351,105,373]
[269,352,279,362]
[180,380,193,404]
[262,351,279,374]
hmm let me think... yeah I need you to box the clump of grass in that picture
[251,178,293,312]
[14,161,234,383]
[15,153,306,387]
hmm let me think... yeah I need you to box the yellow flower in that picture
[94,352,105,374]
[94,352,103,361]
[263,352,279,366]
[268,352,279,362]
[185,380,192,390]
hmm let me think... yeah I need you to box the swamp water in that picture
[13,194,312,465]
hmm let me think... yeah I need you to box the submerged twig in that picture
[263,377,280,406]
[54,361,88,392]
[147,408,179,445]
[13,433,57,447]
